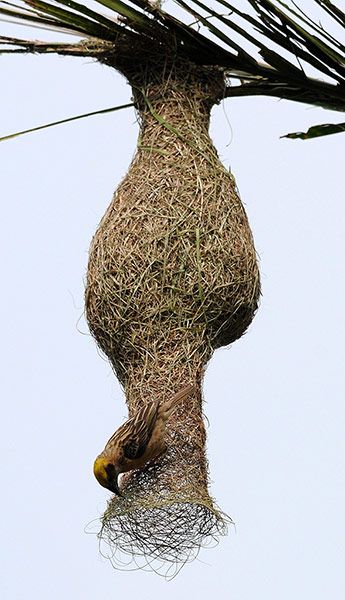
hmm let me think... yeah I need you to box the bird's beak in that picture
[93,457,122,497]
[108,471,122,497]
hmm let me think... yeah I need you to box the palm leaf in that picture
[1,0,344,137]
[0,102,134,141]
[52,0,124,31]
[23,0,117,37]
[282,121,345,140]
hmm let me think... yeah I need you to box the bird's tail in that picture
[160,383,196,420]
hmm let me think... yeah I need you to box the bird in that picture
[93,383,195,496]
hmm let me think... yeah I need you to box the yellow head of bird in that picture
[93,455,121,496]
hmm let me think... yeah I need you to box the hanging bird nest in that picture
[2,0,343,579]
[2,0,343,581]
[85,37,260,575]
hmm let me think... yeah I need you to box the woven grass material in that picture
[86,51,260,574]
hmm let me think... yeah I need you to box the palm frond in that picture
[1,0,344,137]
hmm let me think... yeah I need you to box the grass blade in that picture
[282,121,345,139]
[0,102,134,142]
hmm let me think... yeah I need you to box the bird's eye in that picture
[105,463,115,475]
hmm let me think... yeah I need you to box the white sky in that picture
[1,31,344,600]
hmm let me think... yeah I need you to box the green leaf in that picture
[0,4,80,33]
[21,0,113,37]
[94,0,153,29]
[0,102,134,142]
[282,121,345,140]
[53,0,124,32]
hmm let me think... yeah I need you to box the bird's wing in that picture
[123,401,159,459]
[105,401,159,460]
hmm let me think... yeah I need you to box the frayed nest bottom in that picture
[97,495,231,578]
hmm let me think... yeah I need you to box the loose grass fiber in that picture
[86,42,260,575]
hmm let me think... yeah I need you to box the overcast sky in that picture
[1,19,344,599]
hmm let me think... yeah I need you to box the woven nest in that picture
[85,44,260,575]
[94,374,231,577]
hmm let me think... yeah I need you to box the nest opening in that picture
[91,385,234,575]
[98,497,230,578]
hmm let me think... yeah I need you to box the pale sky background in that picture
[1,6,344,598]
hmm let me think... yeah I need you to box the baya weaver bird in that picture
[93,384,195,495]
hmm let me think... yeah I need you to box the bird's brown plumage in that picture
[93,383,195,494]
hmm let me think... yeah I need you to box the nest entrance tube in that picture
[97,365,229,576]
[86,52,260,574]
[99,375,228,576]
